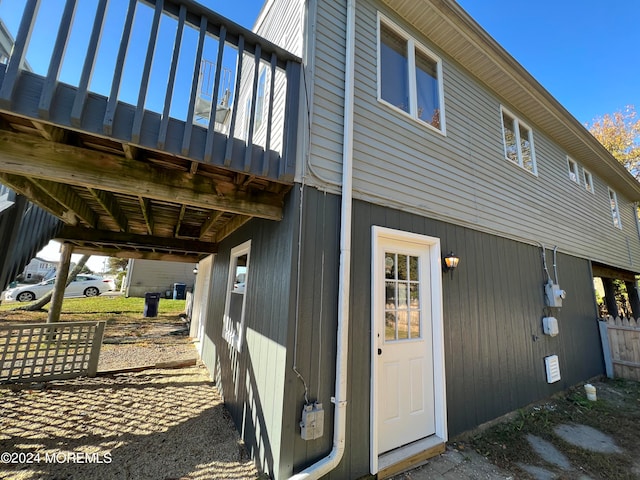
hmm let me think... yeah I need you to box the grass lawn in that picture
[0,295,187,340]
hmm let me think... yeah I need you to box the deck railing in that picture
[0,0,301,181]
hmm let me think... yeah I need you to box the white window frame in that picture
[567,157,580,184]
[500,106,537,175]
[608,188,622,229]
[583,169,594,193]
[222,240,251,352]
[377,13,446,135]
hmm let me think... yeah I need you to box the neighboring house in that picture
[188,1,640,479]
[21,256,58,282]
[124,259,196,298]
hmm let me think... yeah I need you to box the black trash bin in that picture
[143,292,161,317]
[173,283,186,300]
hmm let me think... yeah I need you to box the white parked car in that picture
[4,275,116,302]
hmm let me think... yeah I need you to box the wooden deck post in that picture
[47,242,73,323]
[625,280,640,320]
[602,277,619,318]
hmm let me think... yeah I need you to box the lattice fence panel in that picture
[0,321,105,383]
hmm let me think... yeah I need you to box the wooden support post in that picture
[602,277,619,319]
[625,280,640,320]
[47,242,73,323]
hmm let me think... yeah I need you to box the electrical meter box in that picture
[545,282,566,308]
[300,402,324,440]
[543,316,559,336]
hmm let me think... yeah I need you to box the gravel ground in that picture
[0,366,258,480]
[98,342,198,372]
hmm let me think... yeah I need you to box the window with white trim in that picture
[567,157,579,184]
[500,107,536,174]
[378,14,445,133]
[223,240,251,351]
[583,169,594,193]
[608,188,622,229]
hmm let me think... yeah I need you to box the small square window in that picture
[583,169,594,193]
[223,240,251,351]
[567,157,579,184]
[500,107,536,174]
[608,188,622,229]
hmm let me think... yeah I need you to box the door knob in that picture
[378,348,382,356]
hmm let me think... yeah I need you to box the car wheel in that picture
[84,287,100,297]
[16,291,35,302]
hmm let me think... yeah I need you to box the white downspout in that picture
[289,0,356,478]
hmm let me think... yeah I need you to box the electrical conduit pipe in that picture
[289,0,356,478]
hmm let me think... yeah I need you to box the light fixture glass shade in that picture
[444,252,459,270]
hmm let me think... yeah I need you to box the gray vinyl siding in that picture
[281,187,603,479]
[254,0,304,57]
[305,0,640,272]
[306,0,347,186]
[201,190,298,480]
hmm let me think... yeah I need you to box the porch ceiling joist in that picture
[138,197,154,235]
[57,226,218,255]
[69,246,203,263]
[0,130,284,220]
[0,172,78,225]
[32,179,98,228]
[88,188,129,232]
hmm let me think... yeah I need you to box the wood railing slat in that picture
[181,15,208,157]
[38,0,77,119]
[70,0,108,127]
[158,4,187,150]
[0,0,41,108]
[132,0,165,144]
[103,0,137,136]
[204,26,227,163]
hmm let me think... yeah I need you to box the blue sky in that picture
[456,0,640,125]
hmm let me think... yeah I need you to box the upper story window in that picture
[567,157,580,184]
[500,107,536,175]
[608,188,622,229]
[583,169,594,193]
[378,14,445,134]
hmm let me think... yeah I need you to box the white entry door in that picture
[374,232,436,454]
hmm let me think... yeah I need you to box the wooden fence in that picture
[599,316,640,381]
[0,321,105,383]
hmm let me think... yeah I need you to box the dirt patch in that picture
[466,378,640,479]
[0,366,258,480]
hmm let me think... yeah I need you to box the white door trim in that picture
[370,226,448,474]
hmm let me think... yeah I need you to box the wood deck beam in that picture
[0,130,284,220]
[57,226,218,255]
[0,173,78,225]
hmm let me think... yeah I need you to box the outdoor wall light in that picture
[193,266,199,274]
[443,252,460,274]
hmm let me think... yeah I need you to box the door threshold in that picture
[377,436,446,479]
